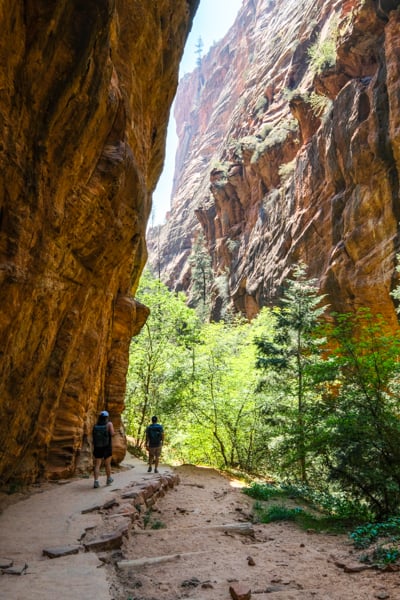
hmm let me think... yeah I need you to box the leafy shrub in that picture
[307,92,332,117]
[308,18,338,75]
[251,119,299,163]
[350,517,400,549]
[278,159,296,184]
[254,95,268,116]
[316,310,400,519]
[350,517,400,568]
[245,482,370,522]
[244,482,286,501]
[255,503,304,523]
[371,545,400,567]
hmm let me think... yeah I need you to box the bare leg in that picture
[104,456,112,479]
[94,458,102,480]
[94,458,102,487]
[154,448,161,472]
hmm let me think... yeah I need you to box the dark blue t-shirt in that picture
[146,423,163,447]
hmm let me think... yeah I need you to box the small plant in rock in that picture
[307,92,332,117]
[254,95,268,117]
[151,520,167,530]
[308,16,338,75]
[251,119,299,163]
[143,508,152,528]
[278,159,296,184]
[371,545,400,567]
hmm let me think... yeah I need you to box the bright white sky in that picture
[151,0,243,226]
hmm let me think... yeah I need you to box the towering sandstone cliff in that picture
[148,0,400,327]
[0,0,198,484]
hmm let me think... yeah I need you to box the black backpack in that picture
[93,424,109,448]
[147,424,162,446]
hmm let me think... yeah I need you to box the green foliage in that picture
[172,314,275,473]
[308,17,338,75]
[255,503,304,523]
[123,268,200,449]
[255,262,328,482]
[244,481,369,522]
[350,517,400,549]
[124,257,400,527]
[307,92,332,117]
[125,269,278,475]
[370,545,400,567]
[252,499,344,532]
[151,520,167,530]
[244,482,286,501]
[251,119,299,164]
[254,95,268,117]
[278,159,296,184]
[314,309,400,519]
[350,517,400,568]
[143,509,152,528]
[189,232,213,321]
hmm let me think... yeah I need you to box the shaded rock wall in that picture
[0,0,198,484]
[148,0,400,327]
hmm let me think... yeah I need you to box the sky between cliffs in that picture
[151,0,243,226]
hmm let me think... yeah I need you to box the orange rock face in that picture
[148,0,400,328]
[0,0,198,483]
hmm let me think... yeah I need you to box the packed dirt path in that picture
[114,464,400,600]
[0,458,399,600]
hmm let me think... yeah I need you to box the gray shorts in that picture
[148,446,162,459]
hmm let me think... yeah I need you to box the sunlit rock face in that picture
[0,0,198,484]
[148,0,400,326]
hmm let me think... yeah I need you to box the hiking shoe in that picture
[106,477,114,486]
[154,469,158,473]
[147,467,152,473]
[93,480,100,489]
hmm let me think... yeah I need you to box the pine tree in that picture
[189,232,213,321]
[195,36,204,68]
[255,262,327,482]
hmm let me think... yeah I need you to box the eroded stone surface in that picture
[148,0,400,328]
[0,1,199,484]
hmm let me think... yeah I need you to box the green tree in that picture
[314,309,400,518]
[195,36,204,68]
[254,263,328,482]
[123,269,200,450]
[189,232,213,321]
[170,316,271,472]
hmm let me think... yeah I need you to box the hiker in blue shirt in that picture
[145,415,164,473]
[92,410,115,488]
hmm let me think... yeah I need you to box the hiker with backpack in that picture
[92,410,115,488]
[145,415,164,473]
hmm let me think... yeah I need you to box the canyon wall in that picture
[0,0,198,484]
[148,0,400,327]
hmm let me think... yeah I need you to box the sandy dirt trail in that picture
[113,464,400,600]
[0,459,399,600]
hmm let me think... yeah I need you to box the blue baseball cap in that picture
[100,410,109,417]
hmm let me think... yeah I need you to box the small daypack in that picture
[147,424,162,447]
[93,424,109,448]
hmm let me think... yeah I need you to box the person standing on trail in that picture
[92,410,115,488]
[145,415,164,473]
